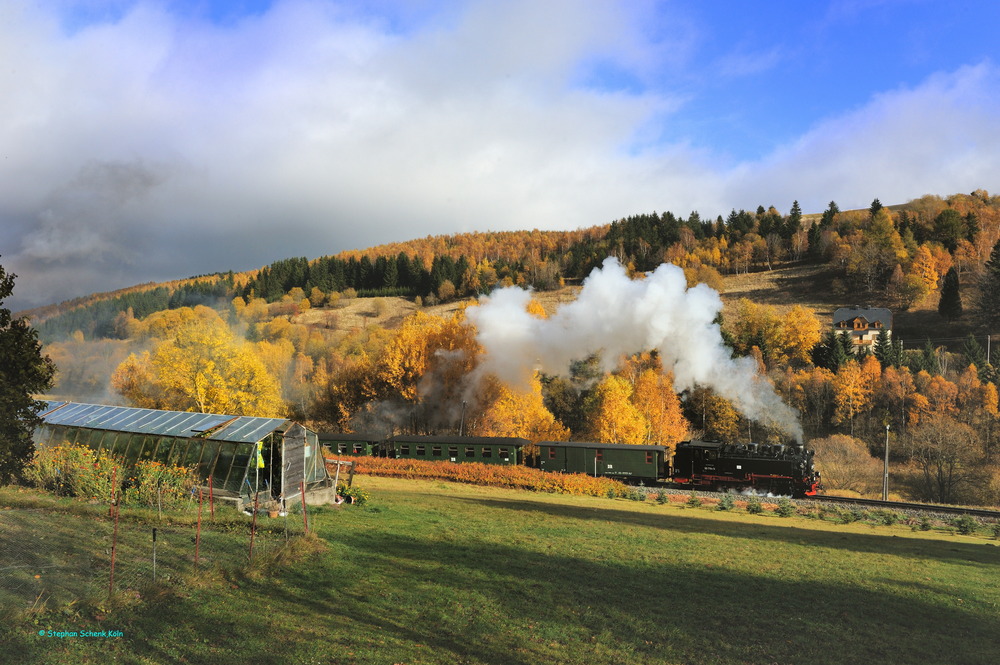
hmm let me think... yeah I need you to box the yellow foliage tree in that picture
[583,375,648,445]
[475,373,569,444]
[630,369,689,448]
[111,318,285,417]
[832,359,874,435]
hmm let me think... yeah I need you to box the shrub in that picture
[337,484,369,506]
[745,495,764,515]
[122,460,196,508]
[26,444,122,503]
[717,493,735,511]
[917,516,933,531]
[871,509,900,526]
[686,490,702,508]
[991,523,1000,540]
[349,457,629,498]
[626,488,646,502]
[775,498,796,517]
[838,509,865,524]
[655,491,669,505]
[951,515,979,536]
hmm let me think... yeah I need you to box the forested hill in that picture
[26,190,1000,342]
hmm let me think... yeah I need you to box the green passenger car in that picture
[318,432,382,456]
[387,435,527,465]
[537,441,668,482]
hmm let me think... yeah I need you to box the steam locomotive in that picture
[321,433,821,497]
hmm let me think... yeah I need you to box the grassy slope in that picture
[4,477,999,665]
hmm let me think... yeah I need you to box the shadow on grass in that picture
[4,496,999,665]
[455,496,1000,566]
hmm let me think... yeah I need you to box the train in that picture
[320,433,821,497]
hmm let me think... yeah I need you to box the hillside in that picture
[5,477,999,665]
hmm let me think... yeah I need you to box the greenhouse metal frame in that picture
[34,401,335,508]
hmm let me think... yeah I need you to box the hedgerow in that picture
[346,457,631,498]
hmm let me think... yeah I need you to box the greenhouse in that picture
[34,401,336,508]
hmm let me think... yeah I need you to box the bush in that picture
[991,523,1000,540]
[686,490,702,508]
[951,515,979,536]
[917,516,933,531]
[26,444,122,503]
[775,498,796,517]
[717,493,735,511]
[838,509,865,524]
[655,491,669,505]
[871,509,900,526]
[745,495,764,515]
[122,460,197,508]
[337,484,369,506]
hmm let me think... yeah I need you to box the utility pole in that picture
[882,423,890,501]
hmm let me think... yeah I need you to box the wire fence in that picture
[0,490,313,617]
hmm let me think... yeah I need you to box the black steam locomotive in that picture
[670,440,820,497]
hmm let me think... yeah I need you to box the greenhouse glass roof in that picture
[38,401,288,443]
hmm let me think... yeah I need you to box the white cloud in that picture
[2,1,999,310]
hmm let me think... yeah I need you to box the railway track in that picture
[808,494,1000,519]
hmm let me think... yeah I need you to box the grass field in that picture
[3,477,999,665]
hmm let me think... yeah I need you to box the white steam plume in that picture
[464,257,803,442]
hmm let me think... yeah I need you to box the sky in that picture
[3,0,1000,311]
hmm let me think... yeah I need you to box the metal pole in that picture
[882,424,890,501]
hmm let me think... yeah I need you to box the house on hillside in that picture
[832,306,892,350]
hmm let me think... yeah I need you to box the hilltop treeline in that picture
[31,191,1000,342]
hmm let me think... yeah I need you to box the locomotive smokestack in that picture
[466,257,803,443]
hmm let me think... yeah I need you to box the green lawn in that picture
[2,477,999,665]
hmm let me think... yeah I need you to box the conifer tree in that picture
[0,260,55,483]
[976,239,1000,330]
[938,267,962,321]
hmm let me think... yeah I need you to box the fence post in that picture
[300,481,308,535]
[152,528,157,583]
[248,493,259,564]
[108,465,119,603]
[209,475,215,521]
[195,488,203,567]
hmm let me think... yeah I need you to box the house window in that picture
[482,447,492,458]
[465,447,475,458]
[432,446,442,457]
[400,445,410,455]
[338,443,348,454]
[416,445,425,456]
[548,448,556,459]
[353,444,364,454]
[448,446,458,458]
[499,447,509,459]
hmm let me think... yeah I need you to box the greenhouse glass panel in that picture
[182,440,204,471]
[199,441,221,479]
[152,437,173,464]
[123,435,146,465]
[90,430,109,452]
[167,438,188,466]
[223,443,254,493]
[213,444,236,489]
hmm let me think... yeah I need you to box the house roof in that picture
[833,307,892,328]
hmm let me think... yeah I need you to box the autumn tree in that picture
[910,414,981,503]
[0,261,56,482]
[583,375,648,444]
[112,317,284,417]
[630,369,689,448]
[811,434,883,495]
[832,359,875,436]
[475,373,569,444]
